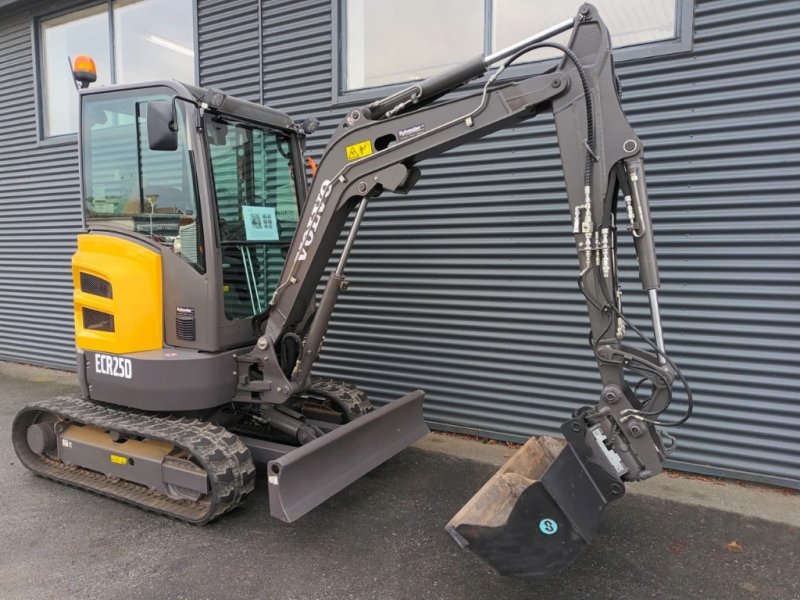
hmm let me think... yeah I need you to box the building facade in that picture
[0,0,798,489]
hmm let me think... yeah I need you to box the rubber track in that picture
[306,376,374,420]
[12,396,255,525]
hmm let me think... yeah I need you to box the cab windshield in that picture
[204,114,300,320]
[81,88,204,272]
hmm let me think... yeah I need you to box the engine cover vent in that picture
[176,307,196,341]
[82,308,115,332]
[80,272,113,299]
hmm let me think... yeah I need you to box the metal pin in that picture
[335,197,369,277]
[648,289,667,365]
[616,288,626,338]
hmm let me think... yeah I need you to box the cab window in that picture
[204,114,299,320]
[81,89,204,273]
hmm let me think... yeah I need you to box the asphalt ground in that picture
[1,362,798,600]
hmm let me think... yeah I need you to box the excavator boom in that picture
[242,3,688,575]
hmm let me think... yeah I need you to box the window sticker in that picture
[242,206,279,241]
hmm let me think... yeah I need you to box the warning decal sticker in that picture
[345,140,373,161]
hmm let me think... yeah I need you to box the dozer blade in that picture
[267,389,428,522]
[446,435,624,578]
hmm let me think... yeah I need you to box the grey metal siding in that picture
[262,0,800,488]
[197,0,261,102]
[0,3,82,369]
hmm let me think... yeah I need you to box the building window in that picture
[342,0,685,92]
[345,0,484,90]
[492,0,678,60]
[40,0,195,138]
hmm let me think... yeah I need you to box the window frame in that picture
[33,0,199,144]
[333,0,694,104]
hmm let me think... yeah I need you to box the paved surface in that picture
[1,362,798,600]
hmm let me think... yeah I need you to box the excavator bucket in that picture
[446,435,623,578]
[267,390,429,522]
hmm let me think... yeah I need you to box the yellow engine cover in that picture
[72,233,163,354]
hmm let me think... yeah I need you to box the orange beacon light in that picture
[72,54,97,89]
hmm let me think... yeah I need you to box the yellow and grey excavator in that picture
[12,5,691,577]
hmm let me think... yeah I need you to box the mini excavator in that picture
[13,4,691,577]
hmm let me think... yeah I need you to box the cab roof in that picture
[81,80,296,131]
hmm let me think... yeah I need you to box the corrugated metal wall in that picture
[0,1,85,369]
[197,0,261,102]
[0,0,797,488]
[259,0,800,489]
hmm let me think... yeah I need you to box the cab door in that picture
[203,113,303,349]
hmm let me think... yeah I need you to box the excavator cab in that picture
[78,82,306,354]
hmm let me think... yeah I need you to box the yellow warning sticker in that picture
[110,454,128,465]
[345,140,373,161]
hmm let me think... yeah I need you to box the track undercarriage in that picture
[12,378,428,524]
[13,396,255,524]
